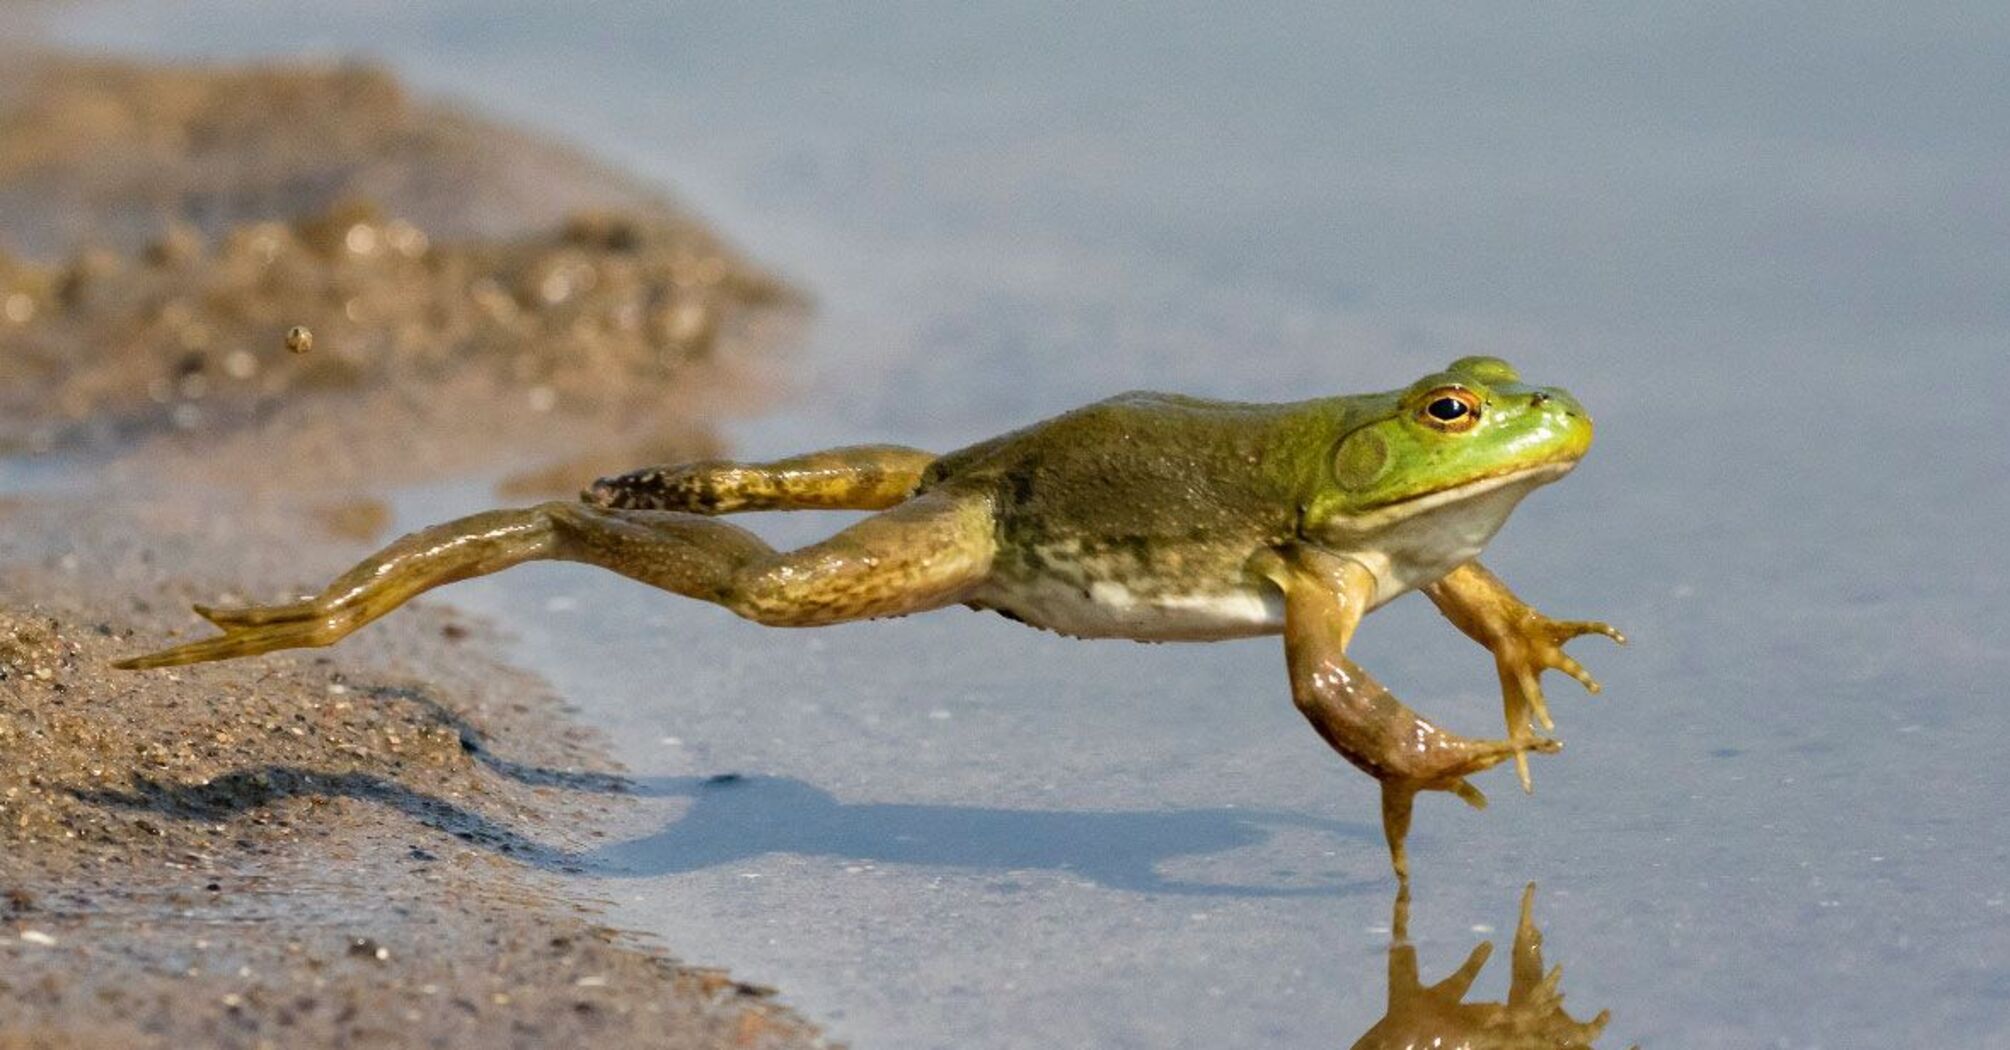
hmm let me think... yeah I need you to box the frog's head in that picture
[1305,356,1592,541]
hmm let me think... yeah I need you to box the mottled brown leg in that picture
[584,444,939,513]
[117,492,996,669]
[1423,560,1625,792]
[1253,544,1558,881]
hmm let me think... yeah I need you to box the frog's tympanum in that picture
[119,356,1621,877]
[1353,884,1621,1049]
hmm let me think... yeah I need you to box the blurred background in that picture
[3,3,2006,1047]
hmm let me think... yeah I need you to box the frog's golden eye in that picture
[1416,387,1482,432]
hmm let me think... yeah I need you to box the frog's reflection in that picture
[1352,883,1622,1050]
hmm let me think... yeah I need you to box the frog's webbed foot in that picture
[117,607,350,668]
[116,506,568,669]
[1424,561,1624,792]
[193,599,313,628]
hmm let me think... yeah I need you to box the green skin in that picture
[118,355,1622,880]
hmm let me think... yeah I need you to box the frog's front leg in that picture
[1422,561,1625,792]
[1254,544,1559,881]
[116,490,997,669]
[584,444,938,513]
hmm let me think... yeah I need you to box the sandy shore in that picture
[0,49,825,1049]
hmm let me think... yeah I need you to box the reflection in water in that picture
[1352,884,1623,1050]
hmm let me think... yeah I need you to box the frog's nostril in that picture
[1531,392,1551,406]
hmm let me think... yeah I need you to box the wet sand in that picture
[0,49,824,1049]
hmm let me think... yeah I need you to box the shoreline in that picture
[0,46,828,1049]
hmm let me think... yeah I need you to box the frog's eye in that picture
[1416,387,1482,432]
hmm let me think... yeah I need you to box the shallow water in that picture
[55,4,2010,1046]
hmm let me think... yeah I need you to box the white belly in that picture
[1323,467,1563,608]
[970,463,1565,639]
[971,576,1285,641]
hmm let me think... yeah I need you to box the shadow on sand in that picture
[73,676,1381,897]
[77,766,1382,897]
[587,773,1381,897]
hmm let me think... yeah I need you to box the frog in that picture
[117,355,1622,879]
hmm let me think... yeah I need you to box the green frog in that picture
[118,355,1622,878]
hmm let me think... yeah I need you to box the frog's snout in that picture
[1534,387,1594,458]
[1526,385,1587,421]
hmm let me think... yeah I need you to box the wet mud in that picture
[0,46,825,1050]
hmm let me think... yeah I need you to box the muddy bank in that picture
[0,49,825,1049]
[0,52,804,490]
[0,501,819,1049]
[0,200,797,491]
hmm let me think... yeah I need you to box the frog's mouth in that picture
[1348,460,1578,530]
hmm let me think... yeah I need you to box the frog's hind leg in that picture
[1255,544,1556,882]
[117,492,997,669]
[584,444,939,513]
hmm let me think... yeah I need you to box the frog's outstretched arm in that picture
[1253,544,1558,881]
[116,491,996,670]
[583,444,938,513]
[1422,561,1625,792]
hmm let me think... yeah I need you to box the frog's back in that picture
[924,392,1337,640]
[925,392,1310,535]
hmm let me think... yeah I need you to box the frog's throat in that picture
[1332,460,1576,535]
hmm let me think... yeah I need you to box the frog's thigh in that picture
[559,491,998,626]
[586,444,939,513]
[1273,551,1482,784]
